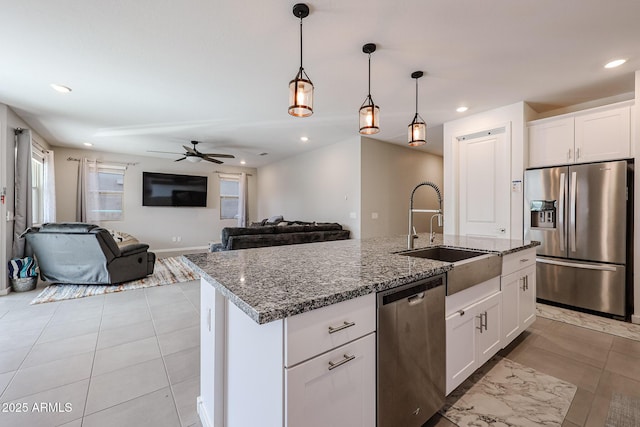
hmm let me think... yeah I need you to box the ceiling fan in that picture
[148,141,235,164]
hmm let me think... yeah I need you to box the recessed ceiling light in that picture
[456,106,468,113]
[240,160,246,165]
[604,59,627,69]
[83,142,93,147]
[300,136,309,142]
[50,83,72,93]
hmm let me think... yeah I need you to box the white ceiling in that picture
[0,0,639,166]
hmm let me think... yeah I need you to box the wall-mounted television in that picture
[142,172,208,207]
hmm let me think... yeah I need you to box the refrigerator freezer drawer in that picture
[536,258,626,317]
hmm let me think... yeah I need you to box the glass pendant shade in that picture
[289,68,314,117]
[408,115,426,146]
[359,96,380,135]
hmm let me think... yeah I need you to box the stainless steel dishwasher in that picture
[377,274,446,427]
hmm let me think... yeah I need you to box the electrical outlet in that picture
[349,212,357,219]
[177,236,182,242]
[172,236,177,242]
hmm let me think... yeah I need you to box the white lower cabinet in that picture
[445,291,502,394]
[285,333,376,427]
[501,252,537,347]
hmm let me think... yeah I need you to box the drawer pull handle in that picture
[520,258,529,262]
[458,309,465,316]
[328,321,355,334]
[328,354,356,371]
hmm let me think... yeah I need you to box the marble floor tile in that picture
[441,356,576,427]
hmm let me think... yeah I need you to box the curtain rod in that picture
[214,171,253,176]
[67,157,139,166]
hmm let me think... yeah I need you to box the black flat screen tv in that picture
[142,172,208,207]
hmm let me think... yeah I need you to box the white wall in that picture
[53,147,257,251]
[360,137,443,239]
[257,137,361,238]
[443,102,527,241]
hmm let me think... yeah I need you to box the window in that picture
[87,163,125,221]
[31,153,44,224]
[219,175,239,219]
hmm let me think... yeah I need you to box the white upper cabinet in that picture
[528,117,575,167]
[574,105,630,163]
[528,102,631,168]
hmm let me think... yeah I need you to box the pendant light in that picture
[359,43,380,135]
[408,71,426,146]
[288,3,313,117]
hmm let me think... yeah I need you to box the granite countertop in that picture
[183,234,539,325]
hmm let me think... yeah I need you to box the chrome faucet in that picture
[408,181,443,249]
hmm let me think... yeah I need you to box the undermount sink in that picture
[397,246,502,296]
[397,247,486,262]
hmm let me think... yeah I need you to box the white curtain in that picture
[43,150,56,223]
[12,129,33,258]
[237,172,248,227]
[75,158,100,224]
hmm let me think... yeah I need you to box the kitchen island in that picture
[183,234,539,427]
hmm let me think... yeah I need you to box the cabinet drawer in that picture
[285,333,376,427]
[502,248,536,276]
[284,293,375,367]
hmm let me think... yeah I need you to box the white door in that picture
[574,105,630,163]
[519,265,537,328]
[528,117,575,167]
[458,129,510,237]
[500,270,521,346]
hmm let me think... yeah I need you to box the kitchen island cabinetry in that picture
[501,248,536,346]
[186,235,539,427]
[445,277,502,395]
[528,101,631,168]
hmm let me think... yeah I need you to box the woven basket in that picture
[11,276,37,292]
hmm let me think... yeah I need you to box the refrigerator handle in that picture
[558,172,565,251]
[536,257,617,272]
[569,171,577,252]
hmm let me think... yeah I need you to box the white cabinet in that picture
[528,116,574,167]
[286,333,375,427]
[199,281,376,427]
[446,291,502,394]
[574,105,630,163]
[501,250,536,347]
[528,102,631,168]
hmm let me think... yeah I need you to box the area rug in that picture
[30,256,198,304]
[605,392,640,427]
[537,303,640,342]
[440,356,577,427]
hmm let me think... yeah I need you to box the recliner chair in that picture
[23,223,155,285]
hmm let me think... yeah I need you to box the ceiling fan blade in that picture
[202,153,235,158]
[202,157,223,164]
[175,157,186,162]
[183,145,197,154]
[147,150,183,154]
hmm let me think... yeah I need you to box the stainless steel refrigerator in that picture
[524,160,633,318]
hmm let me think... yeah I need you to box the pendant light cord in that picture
[299,18,303,70]
[415,77,419,114]
[368,54,372,96]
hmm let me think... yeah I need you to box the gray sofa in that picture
[211,220,350,251]
[24,223,156,285]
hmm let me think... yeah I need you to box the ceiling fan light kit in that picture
[408,71,427,147]
[148,140,235,164]
[288,3,314,118]
[359,43,380,135]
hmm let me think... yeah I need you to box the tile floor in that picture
[2,279,639,427]
[0,279,202,427]
[428,315,640,427]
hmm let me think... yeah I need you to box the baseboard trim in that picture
[152,245,208,254]
[0,287,10,296]
[197,396,213,427]
[632,314,640,325]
